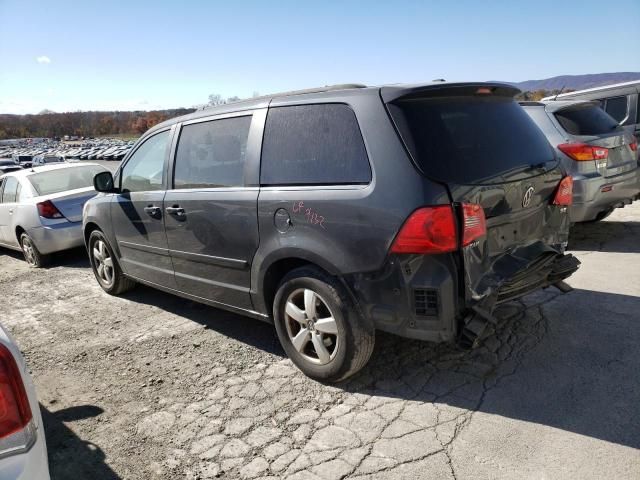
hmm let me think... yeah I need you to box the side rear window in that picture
[554,104,622,135]
[260,104,371,185]
[174,116,251,189]
[604,96,628,123]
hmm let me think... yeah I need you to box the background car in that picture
[543,80,640,141]
[0,160,23,175]
[11,155,32,169]
[0,163,107,267]
[522,100,639,222]
[32,155,65,167]
[0,323,50,480]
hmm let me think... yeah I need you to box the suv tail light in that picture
[461,203,487,247]
[36,200,64,219]
[630,139,638,152]
[0,343,36,457]
[390,204,486,254]
[552,176,574,206]
[558,143,608,161]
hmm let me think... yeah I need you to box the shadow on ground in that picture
[343,287,640,451]
[0,246,90,269]
[121,284,285,358]
[42,404,121,480]
[568,220,640,253]
[117,281,640,452]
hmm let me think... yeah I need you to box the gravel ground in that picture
[1,203,639,480]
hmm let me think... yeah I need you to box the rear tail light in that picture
[36,200,64,219]
[390,203,486,254]
[630,139,638,152]
[461,203,487,247]
[552,176,574,206]
[0,343,36,457]
[558,143,608,161]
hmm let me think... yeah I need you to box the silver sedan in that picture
[0,163,107,267]
[0,322,50,480]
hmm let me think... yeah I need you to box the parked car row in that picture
[0,81,638,386]
[0,138,135,167]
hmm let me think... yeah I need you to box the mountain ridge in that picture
[511,72,640,92]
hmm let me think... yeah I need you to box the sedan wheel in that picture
[20,233,47,268]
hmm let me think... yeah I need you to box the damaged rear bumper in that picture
[496,252,580,304]
[347,246,580,345]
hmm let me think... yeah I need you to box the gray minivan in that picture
[522,100,639,222]
[543,80,640,141]
[83,82,580,381]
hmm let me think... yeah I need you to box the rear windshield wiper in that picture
[496,161,553,181]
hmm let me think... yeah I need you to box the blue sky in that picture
[1,0,638,114]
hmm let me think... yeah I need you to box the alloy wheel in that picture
[93,240,114,286]
[284,288,339,365]
[22,238,36,265]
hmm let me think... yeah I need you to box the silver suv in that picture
[522,100,639,222]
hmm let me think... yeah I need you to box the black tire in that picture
[273,266,375,382]
[20,233,48,268]
[582,210,613,223]
[88,229,135,295]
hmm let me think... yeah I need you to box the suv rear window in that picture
[260,104,371,185]
[28,165,106,196]
[388,96,555,184]
[554,104,622,136]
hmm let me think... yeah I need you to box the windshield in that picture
[388,96,556,185]
[28,165,107,196]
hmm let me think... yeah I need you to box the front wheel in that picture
[273,267,375,382]
[88,230,135,295]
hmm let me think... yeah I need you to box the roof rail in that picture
[199,84,368,111]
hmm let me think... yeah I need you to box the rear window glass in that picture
[260,104,371,185]
[554,104,621,135]
[28,165,106,196]
[604,96,628,123]
[388,96,556,184]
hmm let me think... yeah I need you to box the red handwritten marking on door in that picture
[292,201,326,229]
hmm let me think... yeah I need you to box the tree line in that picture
[0,109,195,140]
[0,88,567,140]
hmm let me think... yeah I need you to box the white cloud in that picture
[36,56,51,64]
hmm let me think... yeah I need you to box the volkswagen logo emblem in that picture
[522,186,535,208]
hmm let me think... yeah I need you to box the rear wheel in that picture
[273,267,374,382]
[88,230,135,295]
[20,233,48,268]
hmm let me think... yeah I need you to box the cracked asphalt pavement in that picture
[1,202,639,480]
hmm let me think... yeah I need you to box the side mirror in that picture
[94,171,117,193]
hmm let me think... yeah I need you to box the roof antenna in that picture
[553,85,566,101]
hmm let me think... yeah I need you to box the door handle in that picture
[143,206,161,217]
[165,206,186,217]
